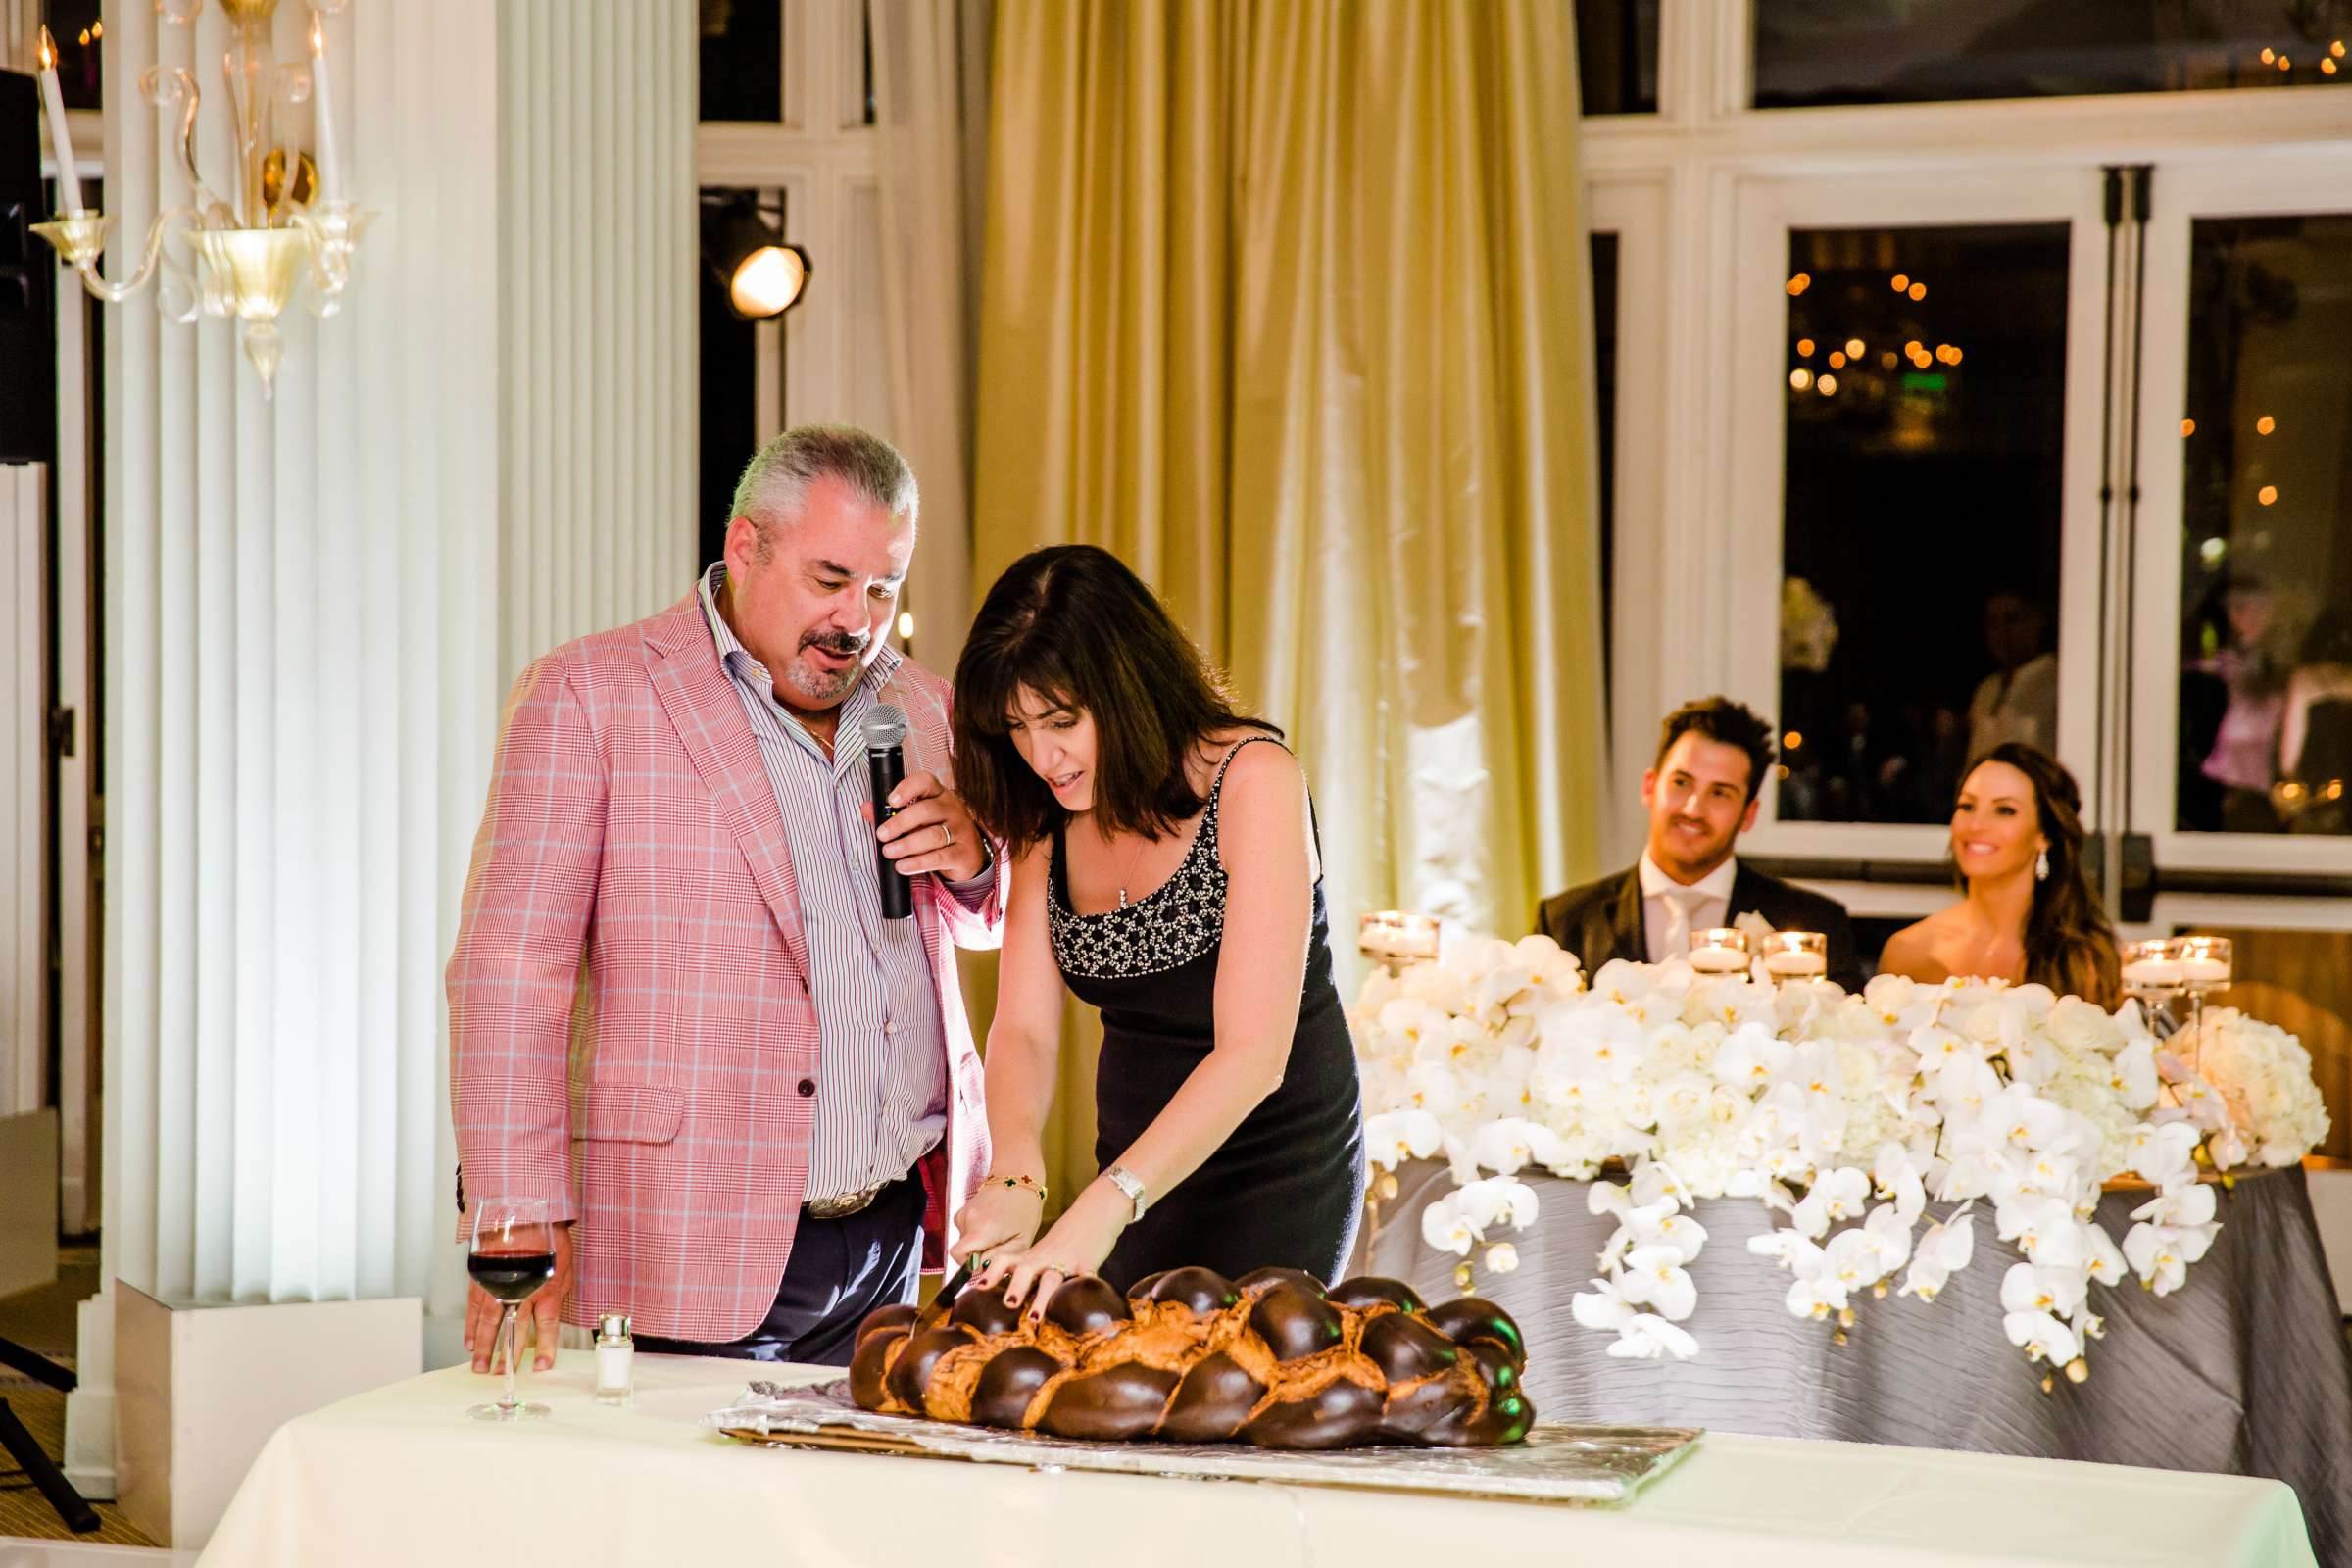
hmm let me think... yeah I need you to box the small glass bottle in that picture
[594,1311,633,1404]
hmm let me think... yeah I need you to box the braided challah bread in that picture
[850,1265,1533,1448]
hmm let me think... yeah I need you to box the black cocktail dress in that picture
[1048,737,1364,1292]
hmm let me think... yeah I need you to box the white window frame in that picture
[1721,165,2112,862]
[2128,149,2352,879]
[1584,7,2352,882]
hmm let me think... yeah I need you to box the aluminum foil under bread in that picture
[706,1380,1702,1505]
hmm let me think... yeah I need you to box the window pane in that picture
[700,186,763,566]
[41,0,103,111]
[1754,1,2352,109]
[1592,230,1620,695]
[2176,214,2352,836]
[1575,0,1660,115]
[701,0,783,122]
[1777,222,2072,825]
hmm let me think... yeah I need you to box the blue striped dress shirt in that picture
[700,564,994,1202]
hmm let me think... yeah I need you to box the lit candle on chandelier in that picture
[311,9,344,202]
[35,27,88,216]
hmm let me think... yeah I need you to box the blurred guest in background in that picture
[2281,612,2352,836]
[1879,742,2120,1006]
[2186,573,2291,834]
[1538,697,1865,990]
[1966,590,2057,759]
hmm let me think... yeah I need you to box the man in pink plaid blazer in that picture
[449,425,1000,1367]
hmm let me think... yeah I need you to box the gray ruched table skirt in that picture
[1356,1160,2352,1561]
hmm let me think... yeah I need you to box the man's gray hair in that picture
[729,424,919,546]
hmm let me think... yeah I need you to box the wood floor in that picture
[0,1250,153,1545]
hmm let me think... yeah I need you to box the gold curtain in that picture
[970,0,1607,1207]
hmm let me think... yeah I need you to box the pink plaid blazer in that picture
[447,590,998,1343]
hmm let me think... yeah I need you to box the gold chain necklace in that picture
[1116,834,1151,909]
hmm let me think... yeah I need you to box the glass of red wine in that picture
[467,1197,557,1422]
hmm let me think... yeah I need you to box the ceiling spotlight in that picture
[702,195,813,320]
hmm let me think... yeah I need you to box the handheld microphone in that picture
[863,704,913,920]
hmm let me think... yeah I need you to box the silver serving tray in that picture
[706,1380,1702,1506]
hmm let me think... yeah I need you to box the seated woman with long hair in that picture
[943,545,1363,1321]
[1879,742,2122,1007]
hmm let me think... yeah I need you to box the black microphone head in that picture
[861,704,909,752]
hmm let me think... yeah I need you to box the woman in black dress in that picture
[947,545,1363,1319]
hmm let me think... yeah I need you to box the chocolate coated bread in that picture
[850,1266,1533,1448]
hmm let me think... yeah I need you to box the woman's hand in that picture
[950,1179,1048,1273]
[979,1180,1131,1322]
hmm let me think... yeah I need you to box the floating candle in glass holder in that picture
[1358,910,1441,973]
[1763,930,1828,981]
[2174,935,2231,992]
[1688,927,1751,975]
[2120,937,2184,999]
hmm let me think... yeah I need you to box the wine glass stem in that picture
[500,1304,519,1414]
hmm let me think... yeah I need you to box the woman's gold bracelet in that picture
[990,1173,1048,1204]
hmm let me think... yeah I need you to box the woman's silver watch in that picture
[1104,1165,1149,1223]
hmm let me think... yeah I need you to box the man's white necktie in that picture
[1659,886,1703,963]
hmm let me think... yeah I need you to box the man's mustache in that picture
[801,629,869,658]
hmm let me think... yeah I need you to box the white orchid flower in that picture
[2121,1220,2213,1296]
[1455,1175,1541,1232]
[1823,1227,1896,1295]
[2000,1260,2088,1319]
[1643,1209,1709,1263]
[2130,1180,2216,1230]
[1607,1313,1700,1360]
[1467,1116,1553,1175]
[1620,1244,1699,1320]
[1859,1202,1915,1273]
[1364,1108,1445,1169]
[1420,1196,1479,1255]
[2004,1309,2081,1365]
[1785,1264,1849,1320]
[1711,1023,1791,1089]
[1790,1167,1871,1238]
[1402,1060,1465,1116]
[1571,1275,1636,1333]
[2083,1223,2129,1288]
[1983,1084,2071,1152]
[1900,1208,1976,1300]
[2107,1040,2160,1110]
[1995,1195,2087,1269]
[1873,1142,1928,1223]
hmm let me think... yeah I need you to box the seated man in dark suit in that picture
[1537,696,1865,990]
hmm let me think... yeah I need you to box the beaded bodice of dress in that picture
[1046,740,1268,983]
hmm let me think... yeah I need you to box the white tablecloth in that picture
[196,1349,2318,1568]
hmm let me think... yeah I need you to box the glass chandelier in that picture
[31,0,374,397]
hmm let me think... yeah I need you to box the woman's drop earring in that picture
[2034,849,2049,882]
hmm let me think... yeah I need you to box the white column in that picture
[72,0,698,1494]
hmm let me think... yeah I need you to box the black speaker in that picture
[0,70,59,466]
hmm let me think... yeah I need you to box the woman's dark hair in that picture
[952,545,1276,852]
[1956,743,2121,1008]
